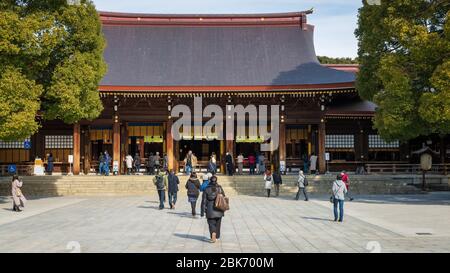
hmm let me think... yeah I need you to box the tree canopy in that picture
[317,56,359,64]
[0,0,106,141]
[355,0,450,142]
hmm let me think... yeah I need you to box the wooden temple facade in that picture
[1,11,448,175]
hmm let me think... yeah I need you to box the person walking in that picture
[163,153,169,171]
[46,153,54,175]
[185,172,201,217]
[133,153,141,174]
[200,173,210,192]
[125,154,133,175]
[167,169,179,209]
[225,152,234,176]
[258,153,266,175]
[248,154,256,175]
[147,152,155,175]
[332,174,347,222]
[264,170,273,198]
[208,154,217,175]
[201,176,226,243]
[11,175,26,212]
[153,170,168,209]
[154,152,161,172]
[192,153,198,172]
[296,170,309,201]
[104,151,111,176]
[303,154,309,173]
[98,153,105,175]
[309,153,318,175]
[341,171,354,201]
[184,151,193,175]
[272,170,283,197]
[237,153,244,175]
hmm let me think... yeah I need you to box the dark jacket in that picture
[273,173,283,185]
[201,184,226,219]
[225,154,233,164]
[134,155,140,166]
[168,173,179,193]
[185,178,200,197]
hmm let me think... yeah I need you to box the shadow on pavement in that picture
[167,211,197,218]
[137,205,160,210]
[301,216,334,222]
[174,233,209,242]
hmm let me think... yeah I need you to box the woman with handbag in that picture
[201,176,227,243]
[264,170,273,198]
[11,175,26,212]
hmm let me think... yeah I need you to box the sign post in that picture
[113,161,119,176]
[325,152,330,175]
[280,160,286,175]
[68,155,74,176]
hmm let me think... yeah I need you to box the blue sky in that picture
[92,0,362,58]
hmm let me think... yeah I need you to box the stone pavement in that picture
[0,193,449,253]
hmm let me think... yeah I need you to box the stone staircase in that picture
[0,173,427,197]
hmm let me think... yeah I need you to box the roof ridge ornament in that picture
[300,8,313,30]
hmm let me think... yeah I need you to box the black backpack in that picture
[156,175,165,190]
[304,177,309,187]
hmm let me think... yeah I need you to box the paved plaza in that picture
[1,192,450,253]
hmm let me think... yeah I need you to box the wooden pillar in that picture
[166,120,174,171]
[278,123,286,171]
[113,121,120,174]
[220,140,226,174]
[120,124,128,174]
[73,123,81,175]
[174,139,180,173]
[318,121,326,174]
[83,126,91,174]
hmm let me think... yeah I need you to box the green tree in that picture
[0,0,106,140]
[355,0,450,142]
[317,56,359,64]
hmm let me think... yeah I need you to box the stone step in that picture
[0,174,428,196]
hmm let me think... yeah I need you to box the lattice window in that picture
[0,138,30,149]
[368,135,399,149]
[325,135,354,149]
[45,135,73,149]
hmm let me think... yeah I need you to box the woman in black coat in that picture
[185,172,201,217]
[201,176,226,243]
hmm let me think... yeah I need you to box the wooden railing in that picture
[0,164,34,176]
[366,163,449,175]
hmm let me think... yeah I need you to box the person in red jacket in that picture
[341,171,354,201]
[248,154,256,175]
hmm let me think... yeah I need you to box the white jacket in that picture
[264,174,273,189]
[125,155,133,169]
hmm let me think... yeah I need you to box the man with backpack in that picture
[153,170,168,209]
[296,170,309,201]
